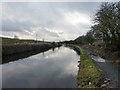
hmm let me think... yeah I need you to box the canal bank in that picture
[82,44,120,66]
[68,45,119,88]
[66,45,102,88]
[2,43,61,63]
[2,43,58,56]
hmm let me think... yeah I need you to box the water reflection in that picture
[91,55,105,62]
[2,47,79,88]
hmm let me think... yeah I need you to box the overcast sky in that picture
[1,2,101,41]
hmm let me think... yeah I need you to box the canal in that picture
[2,46,80,88]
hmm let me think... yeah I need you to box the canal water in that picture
[2,46,80,88]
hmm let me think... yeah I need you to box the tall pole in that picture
[43,38,44,43]
[36,33,38,41]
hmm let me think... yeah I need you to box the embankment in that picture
[82,44,120,65]
[67,45,102,88]
[2,43,56,56]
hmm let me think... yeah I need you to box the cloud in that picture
[63,11,91,26]
[1,2,101,41]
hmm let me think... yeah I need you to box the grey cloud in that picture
[2,19,23,32]
[2,19,34,32]
[2,2,101,41]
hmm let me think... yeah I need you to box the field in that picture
[0,37,48,46]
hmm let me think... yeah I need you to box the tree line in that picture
[92,2,120,50]
[73,2,120,51]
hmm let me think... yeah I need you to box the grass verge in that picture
[68,45,101,88]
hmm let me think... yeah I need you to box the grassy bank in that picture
[68,45,101,88]
[2,45,55,64]
[1,37,61,56]
[78,47,101,88]
[82,44,120,66]
[2,43,56,56]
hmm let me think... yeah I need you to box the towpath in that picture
[85,49,119,88]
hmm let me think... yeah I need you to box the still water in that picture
[2,46,80,88]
